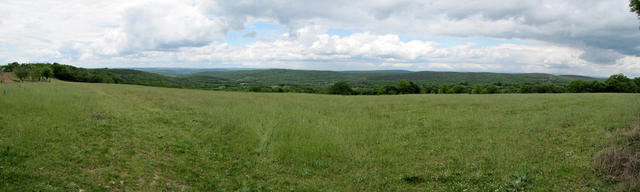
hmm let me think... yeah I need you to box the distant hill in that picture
[342,70,412,73]
[366,71,601,85]
[92,68,231,89]
[191,69,379,86]
[133,68,252,76]
[190,69,602,88]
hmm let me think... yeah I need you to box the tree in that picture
[329,81,353,95]
[248,86,262,92]
[634,77,640,92]
[396,80,420,94]
[41,67,53,80]
[303,88,317,93]
[519,84,533,93]
[422,85,433,94]
[568,80,589,93]
[378,85,398,95]
[632,0,640,18]
[30,68,42,81]
[439,84,449,94]
[472,85,483,94]
[605,74,638,93]
[5,62,19,72]
[14,67,29,82]
[451,85,467,94]
[485,85,499,94]
[589,80,607,92]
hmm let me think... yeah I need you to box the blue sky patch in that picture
[225,21,288,46]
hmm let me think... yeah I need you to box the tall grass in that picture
[0,81,639,191]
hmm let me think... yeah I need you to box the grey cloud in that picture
[206,0,640,63]
[242,31,257,38]
[579,47,625,65]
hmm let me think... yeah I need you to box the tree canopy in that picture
[328,81,353,95]
[632,0,640,18]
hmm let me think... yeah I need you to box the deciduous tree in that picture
[329,81,353,95]
[605,74,638,93]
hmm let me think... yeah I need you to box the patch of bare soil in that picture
[1,72,15,83]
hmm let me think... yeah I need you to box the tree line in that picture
[2,62,119,83]
[326,74,640,95]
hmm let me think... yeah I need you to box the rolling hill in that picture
[189,68,601,88]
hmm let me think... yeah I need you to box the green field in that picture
[1,81,639,191]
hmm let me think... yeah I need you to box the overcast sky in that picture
[2,0,640,77]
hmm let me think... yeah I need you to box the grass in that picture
[0,81,639,191]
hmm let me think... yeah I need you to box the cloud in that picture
[242,31,257,38]
[2,0,640,77]
[92,0,226,55]
[168,25,618,75]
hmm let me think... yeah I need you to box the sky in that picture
[2,0,640,77]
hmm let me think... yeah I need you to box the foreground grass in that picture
[0,81,639,191]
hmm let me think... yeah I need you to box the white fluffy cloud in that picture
[92,0,227,55]
[1,0,640,77]
[169,25,624,76]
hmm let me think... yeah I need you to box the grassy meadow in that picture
[1,81,639,191]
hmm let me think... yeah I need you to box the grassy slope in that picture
[0,81,639,191]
